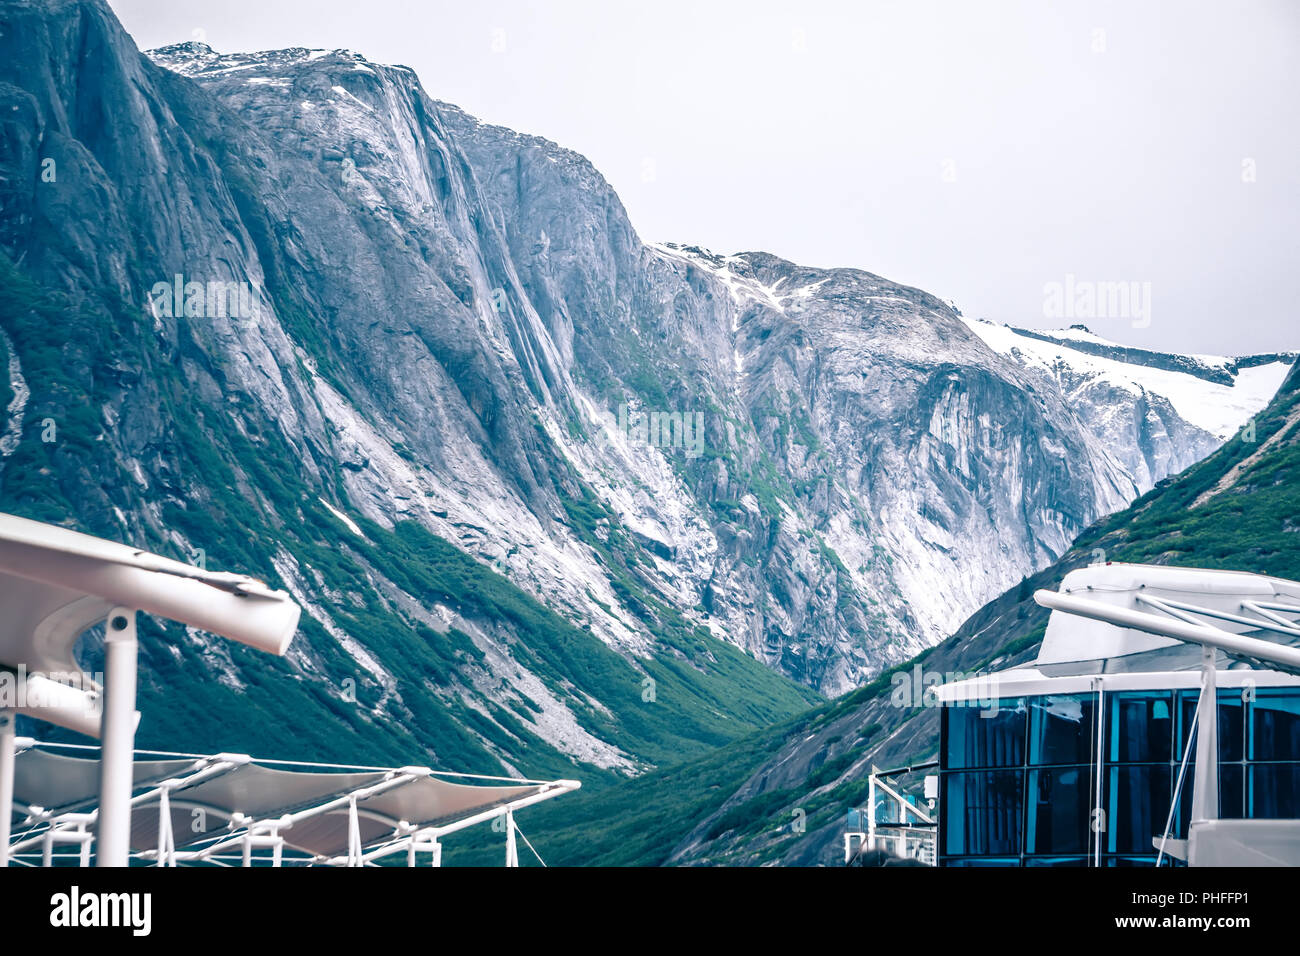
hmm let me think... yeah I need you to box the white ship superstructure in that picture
[934,563,1300,866]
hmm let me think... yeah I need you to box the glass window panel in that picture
[1221,763,1245,819]
[944,700,1027,769]
[1174,765,1192,839]
[1109,692,1173,763]
[1026,767,1090,855]
[1249,763,1300,818]
[1250,690,1300,761]
[942,770,1023,857]
[1029,695,1095,766]
[1174,763,1245,837]
[1106,764,1171,854]
[1176,689,1244,763]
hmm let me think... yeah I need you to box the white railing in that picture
[844,761,938,865]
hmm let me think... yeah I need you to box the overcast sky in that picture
[109,0,1299,357]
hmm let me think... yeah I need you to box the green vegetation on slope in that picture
[469,362,1300,865]
[0,252,819,787]
[440,651,928,865]
[440,704,822,866]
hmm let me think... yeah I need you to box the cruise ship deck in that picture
[933,563,1300,867]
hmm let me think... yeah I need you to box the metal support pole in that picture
[0,711,15,867]
[157,786,176,867]
[1092,681,1105,868]
[505,809,518,867]
[96,607,138,867]
[347,795,362,867]
[866,769,876,852]
[1191,645,1219,822]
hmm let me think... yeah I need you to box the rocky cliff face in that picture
[133,40,1153,694]
[0,0,822,779]
[964,319,1295,494]
[0,0,1288,782]
[651,360,1300,867]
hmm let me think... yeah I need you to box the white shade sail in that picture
[11,746,195,816]
[7,746,579,863]
[0,514,582,869]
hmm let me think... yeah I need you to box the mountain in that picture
[0,0,1289,792]
[128,39,1167,693]
[504,358,1296,866]
[964,319,1295,493]
[0,0,820,781]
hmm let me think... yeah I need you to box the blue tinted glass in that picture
[942,770,1023,856]
[1250,691,1300,761]
[1026,767,1089,854]
[1221,763,1245,818]
[1174,766,1192,839]
[1029,695,1094,765]
[1176,689,1244,762]
[1249,763,1300,817]
[1109,692,1173,763]
[1174,762,1245,837]
[1107,764,1171,853]
[945,700,1026,769]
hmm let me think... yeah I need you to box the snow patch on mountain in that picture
[964,318,1292,440]
[0,329,29,458]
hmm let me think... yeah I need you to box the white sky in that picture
[109,0,1300,357]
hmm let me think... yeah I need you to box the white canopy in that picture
[11,746,195,814]
[1036,562,1300,666]
[0,511,302,866]
[7,744,579,866]
[0,513,581,869]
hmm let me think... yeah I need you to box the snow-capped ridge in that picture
[963,317,1294,480]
